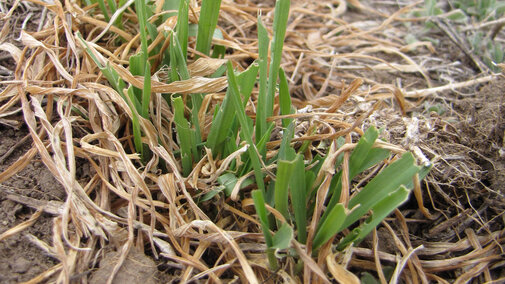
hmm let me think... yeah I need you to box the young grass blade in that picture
[226,61,265,193]
[106,0,118,15]
[255,15,269,144]
[115,0,128,28]
[290,154,307,244]
[278,122,295,161]
[95,0,111,21]
[347,186,411,248]
[196,0,222,56]
[141,61,151,119]
[172,96,194,176]
[312,203,346,251]
[343,152,420,229]
[129,52,145,76]
[218,173,238,196]
[337,126,380,181]
[211,44,226,59]
[325,147,391,215]
[176,0,189,59]
[272,222,293,250]
[207,62,259,156]
[146,21,158,51]
[217,172,254,196]
[278,68,293,128]
[77,33,126,95]
[323,127,390,219]
[206,88,233,155]
[335,227,360,252]
[253,122,275,164]
[161,0,180,21]
[127,86,143,155]
[169,35,181,82]
[171,33,203,148]
[274,159,295,221]
[170,33,190,80]
[237,62,260,104]
[134,0,149,62]
[348,127,389,177]
[252,190,278,269]
[266,0,290,119]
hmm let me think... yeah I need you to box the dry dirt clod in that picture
[89,249,158,284]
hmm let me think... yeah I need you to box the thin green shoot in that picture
[252,190,278,270]
[226,61,265,193]
[255,15,269,146]
[94,0,111,22]
[196,0,223,56]
[141,61,151,119]
[290,154,307,244]
[134,0,149,63]
[342,152,420,230]
[274,159,295,221]
[278,68,293,128]
[266,0,290,119]
[312,204,346,250]
[106,0,117,15]
[207,62,259,156]
[127,86,143,156]
[176,0,189,60]
[172,96,196,176]
[337,186,410,249]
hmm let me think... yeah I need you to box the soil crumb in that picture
[90,249,158,284]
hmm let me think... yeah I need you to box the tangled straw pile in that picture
[0,0,504,283]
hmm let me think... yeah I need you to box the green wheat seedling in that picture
[79,0,432,273]
[81,0,225,167]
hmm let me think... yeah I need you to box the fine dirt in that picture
[0,126,61,283]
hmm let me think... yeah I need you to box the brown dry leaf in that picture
[111,63,228,94]
[392,87,408,116]
[359,45,432,87]
[81,132,140,159]
[79,15,134,41]
[0,210,43,242]
[176,220,259,284]
[0,18,11,41]
[390,245,425,284]
[20,31,73,82]
[292,240,331,284]
[326,78,363,113]
[21,264,63,284]
[326,253,360,284]
[0,42,22,64]
[188,58,228,77]
[0,148,37,183]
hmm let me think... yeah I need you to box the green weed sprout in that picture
[79,0,432,273]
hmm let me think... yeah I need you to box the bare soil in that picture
[0,126,61,283]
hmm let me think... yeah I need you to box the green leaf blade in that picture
[226,61,265,193]
[196,0,222,56]
[344,152,420,229]
[274,159,295,221]
[290,155,307,244]
[313,204,346,250]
